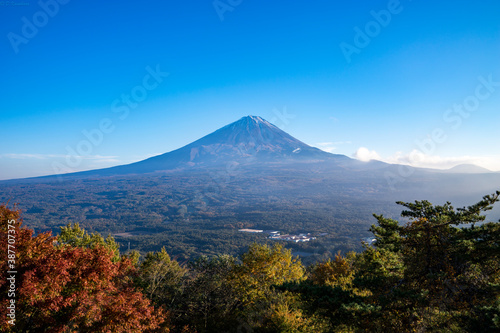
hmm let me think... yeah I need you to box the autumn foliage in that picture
[0,205,165,333]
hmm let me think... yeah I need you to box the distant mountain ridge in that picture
[446,164,492,174]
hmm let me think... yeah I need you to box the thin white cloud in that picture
[1,153,59,159]
[316,142,337,153]
[0,153,124,180]
[385,149,500,171]
[352,147,500,171]
[1,153,119,161]
[80,155,120,161]
[315,141,352,153]
[89,158,120,164]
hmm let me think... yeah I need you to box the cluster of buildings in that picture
[238,229,317,242]
[269,232,316,242]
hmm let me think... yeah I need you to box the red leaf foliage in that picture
[0,205,167,332]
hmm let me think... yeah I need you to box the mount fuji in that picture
[64,115,353,177]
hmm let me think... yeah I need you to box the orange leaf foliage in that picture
[0,205,167,332]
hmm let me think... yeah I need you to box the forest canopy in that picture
[1,191,499,332]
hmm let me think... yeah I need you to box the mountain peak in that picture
[241,115,271,126]
[213,115,284,145]
[227,115,277,130]
[244,115,265,122]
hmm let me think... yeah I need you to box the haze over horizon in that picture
[1,0,500,180]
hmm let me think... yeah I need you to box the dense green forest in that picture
[0,169,401,265]
[2,191,499,332]
[4,166,498,266]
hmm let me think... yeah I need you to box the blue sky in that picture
[1,0,499,180]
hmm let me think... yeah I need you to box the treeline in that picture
[1,192,500,332]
